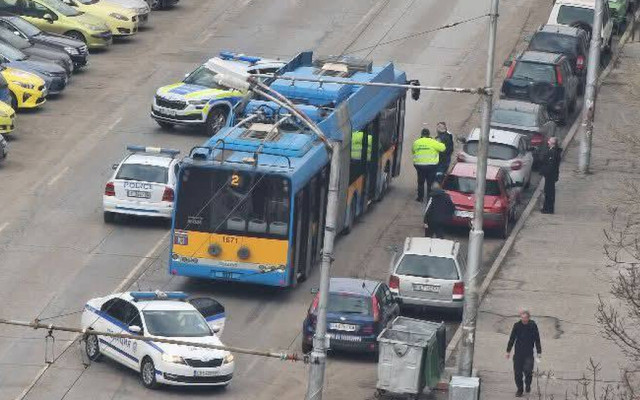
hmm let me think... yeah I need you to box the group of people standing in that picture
[412,122,454,202]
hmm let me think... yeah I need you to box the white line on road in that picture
[15,231,171,400]
[47,167,70,187]
[0,222,9,234]
[106,117,123,134]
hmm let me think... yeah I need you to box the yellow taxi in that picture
[62,0,139,37]
[1,67,47,109]
[0,101,15,135]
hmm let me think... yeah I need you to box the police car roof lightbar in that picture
[219,51,261,64]
[130,291,189,301]
[126,145,180,157]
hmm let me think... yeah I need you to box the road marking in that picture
[197,31,216,45]
[0,222,9,234]
[106,117,123,134]
[47,167,70,187]
[15,231,170,400]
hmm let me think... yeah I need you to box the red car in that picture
[442,163,522,238]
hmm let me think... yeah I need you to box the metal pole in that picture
[458,0,500,377]
[578,0,604,173]
[305,141,341,400]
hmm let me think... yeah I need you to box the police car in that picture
[103,146,180,222]
[81,291,231,388]
[151,51,284,136]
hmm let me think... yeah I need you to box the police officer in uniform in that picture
[412,128,445,202]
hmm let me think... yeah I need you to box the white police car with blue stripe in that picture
[81,291,232,388]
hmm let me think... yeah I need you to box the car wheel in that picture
[155,120,174,130]
[65,31,86,44]
[85,334,102,361]
[103,211,115,223]
[10,93,17,111]
[140,357,159,389]
[205,107,228,136]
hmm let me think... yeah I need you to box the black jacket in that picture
[540,146,562,182]
[437,131,454,167]
[424,188,456,224]
[507,320,542,358]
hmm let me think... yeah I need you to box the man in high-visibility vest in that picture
[412,128,446,202]
[351,130,372,161]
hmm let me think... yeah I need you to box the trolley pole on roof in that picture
[457,0,500,377]
[578,0,604,174]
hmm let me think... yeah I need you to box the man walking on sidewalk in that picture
[506,309,542,397]
[541,137,562,214]
[412,128,446,202]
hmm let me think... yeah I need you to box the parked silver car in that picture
[389,237,466,316]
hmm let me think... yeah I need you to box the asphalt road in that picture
[0,0,582,399]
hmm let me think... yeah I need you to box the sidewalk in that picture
[473,43,640,399]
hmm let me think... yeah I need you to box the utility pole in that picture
[457,0,500,376]
[578,0,604,173]
[305,141,341,400]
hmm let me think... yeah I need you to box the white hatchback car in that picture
[103,146,180,222]
[458,128,534,188]
[81,291,232,388]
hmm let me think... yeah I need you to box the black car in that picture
[147,0,179,10]
[490,99,556,167]
[302,278,400,354]
[501,51,579,125]
[527,24,589,94]
[0,14,88,69]
[0,41,67,94]
[0,26,72,75]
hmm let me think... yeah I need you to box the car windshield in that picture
[444,175,501,196]
[557,5,594,26]
[183,65,226,89]
[143,310,211,337]
[175,167,291,239]
[0,41,27,60]
[41,0,82,16]
[396,254,459,280]
[116,164,168,183]
[529,32,578,56]
[8,17,42,37]
[327,293,371,315]
[0,28,29,49]
[465,141,519,161]
[491,109,537,127]
[512,61,556,82]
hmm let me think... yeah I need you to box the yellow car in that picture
[61,0,138,37]
[0,0,113,49]
[0,101,15,135]
[1,67,47,109]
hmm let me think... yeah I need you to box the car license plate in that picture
[194,370,217,377]
[413,283,440,293]
[327,333,361,342]
[329,323,357,332]
[127,190,150,199]
[455,210,474,218]
[164,108,176,116]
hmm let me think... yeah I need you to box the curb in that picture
[442,9,640,379]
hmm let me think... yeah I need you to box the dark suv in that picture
[527,24,589,93]
[302,278,400,354]
[501,51,579,125]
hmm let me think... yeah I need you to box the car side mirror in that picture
[112,163,118,170]
[43,13,54,23]
[129,325,142,334]
[184,73,189,79]
[212,326,221,334]
[310,288,319,294]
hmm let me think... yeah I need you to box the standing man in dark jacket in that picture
[423,182,456,238]
[506,309,542,397]
[435,122,454,183]
[540,137,562,214]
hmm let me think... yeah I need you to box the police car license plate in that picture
[163,108,176,116]
[329,323,357,331]
[413,283,440,293]
[455,210,474,218]
[194,370,217,377]
[127,190,151,199]
[327,333,361,342]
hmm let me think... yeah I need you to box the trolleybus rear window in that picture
[175,168,290,238]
